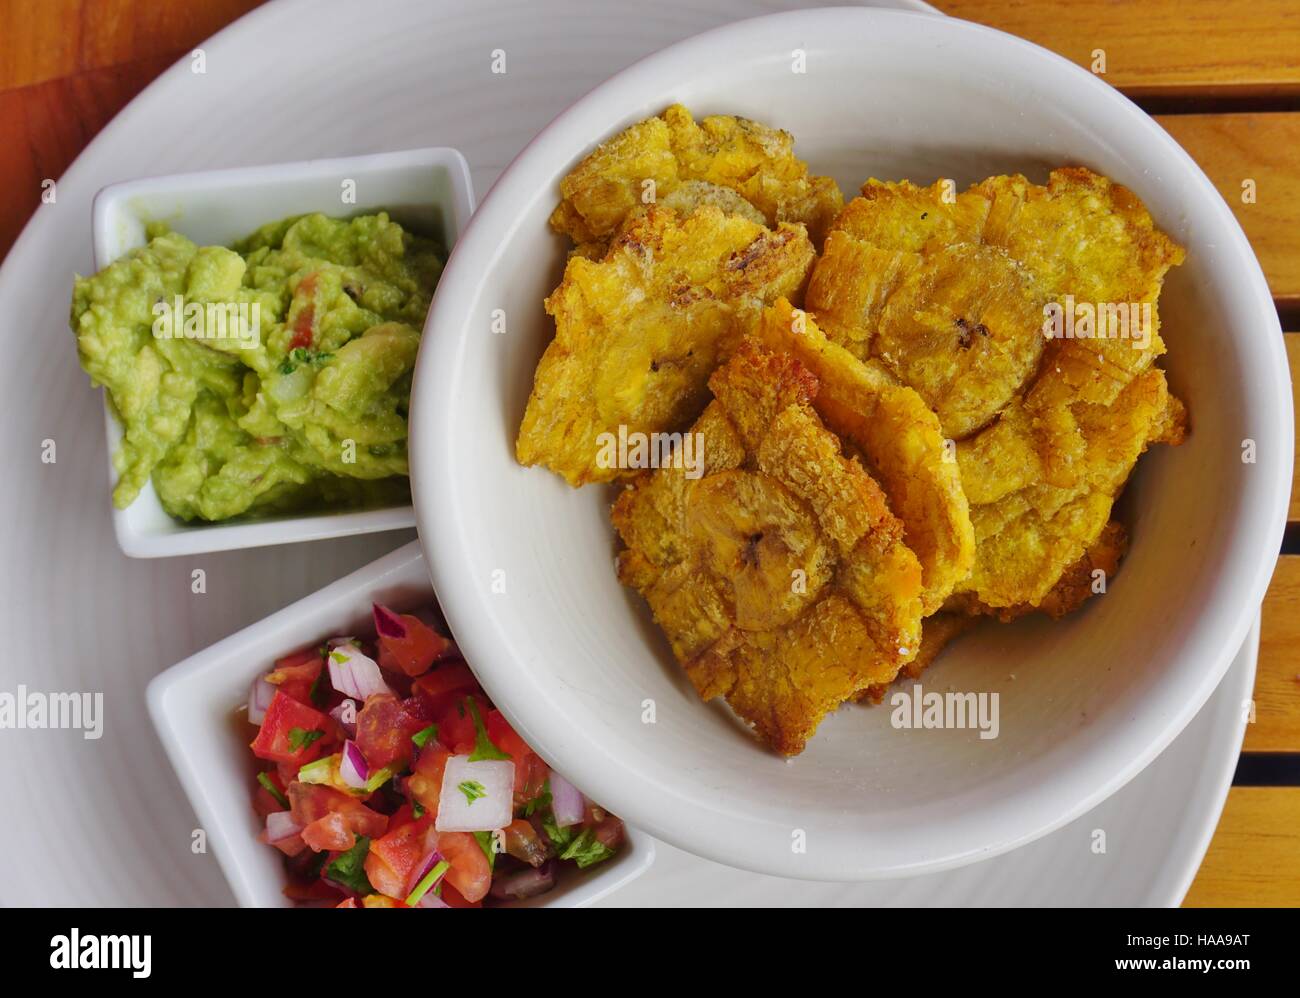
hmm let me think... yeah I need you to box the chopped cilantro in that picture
[297,755,334,785]
[278,346,334,376]
[287,726,325,753]
[412,801,425,819]
[523,781,552,817]
[473,830,499,871]
[309,670,327,706]
[404,859,450,907]
[256,772,289,809]
[540,809,575,851]
[466,699,510,762]
[558,827,616,869]
[326,837,373,895]
[362,765,397,794]
[411,724,439,749]
[458,780,487,805]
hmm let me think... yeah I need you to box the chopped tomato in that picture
[267,832,307,857]
[253,769,289,817]
[437,830,492,903]
[301,811,356,853]
[374,604,453,677]
[503,819,550,868]
[356,693,426,770]
[250,691,336,765]
[411,662,479,715]
[335,898,360,909]
[265,647,324,705]
[287,272,318,351]
[253,787,284,818]
[365,809,438,900]
[287,782,388,839]
[435,694,489,755]
[485,709,547,802]
[407,743,451,820]
[283,878,343,902]
[439,883,482,909]
[592,814,625,852]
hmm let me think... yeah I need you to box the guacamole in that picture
[70,212,443,521]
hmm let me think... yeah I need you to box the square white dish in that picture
[146,540,655,908]
[89,146,474,558]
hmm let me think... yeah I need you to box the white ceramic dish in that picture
[146,540,655,908]
[0,0,1260,908]
[90,146,474,558]
[412,7,1293,881]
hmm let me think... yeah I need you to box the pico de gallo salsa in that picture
[247,603,623,907]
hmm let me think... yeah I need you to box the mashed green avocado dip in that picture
[71,212,443,521]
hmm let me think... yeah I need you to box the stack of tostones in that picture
[806,168,1186,619]
[517,107,1188,755]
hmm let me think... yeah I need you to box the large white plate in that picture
[0,0,1247,905]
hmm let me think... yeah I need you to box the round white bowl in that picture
[410,7,1292,880]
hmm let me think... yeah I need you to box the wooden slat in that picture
[1184,787,1300,906]
[1248,556,1300,752]
[0,0,265,255]
[0,0,265,91]
[1156,114,1300,307]
[1290,334,1300,522]
[0,57,176,257]
[935,0,1300,99]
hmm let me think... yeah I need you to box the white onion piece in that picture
[329,699,358,737]
[434,756,514,832]
[265,811,302,843]
[327,641,392,700]
[339,741,369,790]
[549,770,586,827]
[247,676,276,726]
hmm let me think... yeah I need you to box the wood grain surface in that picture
[1,0,1296,907]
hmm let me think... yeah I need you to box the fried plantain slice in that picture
[859,612,981,702]
[807,168,1186,613]
[612,341,923,755]
[751,299,974,613]
[807,168,1185,441]
[953,367,1185,610]
[517,206,815,486]
[550,104,843,248]
[946,519,1128,622]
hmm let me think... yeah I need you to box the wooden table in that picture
[2,0,1296,906]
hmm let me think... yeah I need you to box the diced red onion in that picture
[327,641,392,700]
[489,860,556,901]
[339,740,370,790]
[265,811,303,843]
[418,891,450,909]
[329,699,358,737]
[373,603,407,640]
[405,848,444,898]
[247,676,276,725]
[549,770,586,828]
